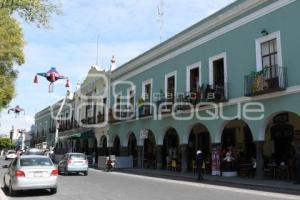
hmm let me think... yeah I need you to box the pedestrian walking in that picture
[196,150,204,180]
[295,147,300,184]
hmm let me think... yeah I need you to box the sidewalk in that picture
[115,168,300,195]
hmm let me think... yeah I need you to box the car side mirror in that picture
[2,165,8,168]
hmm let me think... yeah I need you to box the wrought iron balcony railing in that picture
[176,83,228,111]
[244,65,287,97]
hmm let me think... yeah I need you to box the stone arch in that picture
[187,123,211,172]
[99,135,108,156]
[161,127,180,170]
[128,132,138,167]
[220,119,256,174]
[262,111,300,165]
[214,118,257,144]
[158,126,175,146]
[143,129,156,169]
[123,131,138,147]
[259,111,300,141]
[112,135,121,156]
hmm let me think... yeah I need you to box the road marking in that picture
[90,169,300,200]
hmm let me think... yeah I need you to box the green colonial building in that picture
[105,0,300,179]
[35,0,300,180]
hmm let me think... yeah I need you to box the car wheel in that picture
[3,177,8,190]
[64,168,69,176]
[84,171,88,176]
[9,181,15,196]
[50,188,57,195]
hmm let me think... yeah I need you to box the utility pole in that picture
[53,91,74,151]
[157,0,164,43]
[18,129,26,150]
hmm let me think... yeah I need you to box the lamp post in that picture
[18,129,26,150]
[53,90,75,151]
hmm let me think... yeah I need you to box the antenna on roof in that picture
[157,0,164,43]
[96,35,100,66]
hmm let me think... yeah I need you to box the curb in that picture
[116,169,300,196]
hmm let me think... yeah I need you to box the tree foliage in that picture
[0,0,62,28]
[0,137,15,149]
[0,9,24,109]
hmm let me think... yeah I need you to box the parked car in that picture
[5,150,17,160]
[2,155,58,196]
[58,153,88,176]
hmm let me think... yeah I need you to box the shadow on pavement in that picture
[114,170,300,196]
[1,187,54,198]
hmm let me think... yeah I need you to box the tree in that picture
[0,0,61,110]
[0,137,15,149]
[0,0,62,28]
[0,9,24,109]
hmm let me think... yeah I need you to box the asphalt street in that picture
[0,157,299,200]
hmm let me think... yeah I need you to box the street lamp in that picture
[53,90,75,151]
[18,129,26,150]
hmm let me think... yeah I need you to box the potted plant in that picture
[138,96,145,115]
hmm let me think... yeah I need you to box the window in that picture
[116,94,121,117]
[255,31,282,71]
[186,63,201,93]
[20,158,52,167]
[209,52,228,99]
[165,71,177,102]
[261,39,278,68]
[128,88,135,113]
[213,59,225,87]
[102,97,107,114]
[142,79,153,103]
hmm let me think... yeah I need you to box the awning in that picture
[80,130,95,139]
[58,130,95,140]
[59,133,81,140]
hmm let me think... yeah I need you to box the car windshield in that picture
[20,158,53,167]
[8,152,15,154]
[70,154,85,160]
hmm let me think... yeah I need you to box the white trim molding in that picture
[142,78,153,102]
[209,52,228,84]
[255,31,283,71]
[165,71,177,99]
[209,52,228,99]
[127,86,136,110]
[186,62,202,93]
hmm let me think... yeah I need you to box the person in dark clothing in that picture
[295,147,300,184]
[196,150,204,180]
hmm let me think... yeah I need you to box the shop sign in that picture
[211,149,221,176]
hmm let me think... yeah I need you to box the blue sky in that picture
[0,0,234,135]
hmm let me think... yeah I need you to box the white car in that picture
[3,155,58,196]
[5,150,17,160]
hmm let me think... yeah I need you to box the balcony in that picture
[176,83,228,111]
[138,105,153,117]
[97,113,105,123]
[108,104,154,123]
[244,66,287,97]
